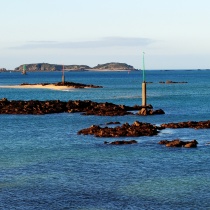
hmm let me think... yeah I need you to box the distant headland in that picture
[6,62,136,72]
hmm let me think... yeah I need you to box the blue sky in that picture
[1,0,210,69]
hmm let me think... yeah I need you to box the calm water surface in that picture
[0,70,210,209]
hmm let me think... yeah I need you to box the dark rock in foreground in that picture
[104,140,137,145]
[78,121,160,137]
[159,139,198,148]
[0,98,157,116]
[161,120,210,129]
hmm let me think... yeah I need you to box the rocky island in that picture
[78,121,160,137]
[14,62,137,72]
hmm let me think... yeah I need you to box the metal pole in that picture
[142,52,145,82]
[140,52,147,115]
[62,65,65,84]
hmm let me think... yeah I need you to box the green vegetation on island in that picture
[14,63,90,72]
[92,62,135,70]
[13,62,136,72]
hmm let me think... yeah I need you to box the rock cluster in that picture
[55,81,102,88]
[0,97,165,116]
[0,98,66,115]
[0,98,157,116]
[161,120,210,129]
[105,121,121,125]
[138,108,165,115]
[104,140,137,145]
[78,121,160,137]
[159,139,198,148]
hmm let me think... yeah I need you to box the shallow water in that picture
[0,70,210,209]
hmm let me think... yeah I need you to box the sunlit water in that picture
[0,70,210,209]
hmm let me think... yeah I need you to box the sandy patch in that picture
[0,84,75,90]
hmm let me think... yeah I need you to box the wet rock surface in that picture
[104,140,138,145]
[78,121,160,137]
[138,108,165,115]
[0,98,154,115]
[161,120,210,129]
[159,139,198,148]
[105,122,121,125]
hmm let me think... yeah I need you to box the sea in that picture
[0,70,210,210]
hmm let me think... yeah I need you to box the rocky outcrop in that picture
[161,120,210,129]
[20,81,103,89]
[14,62,136,72]
[92,62,135,70]
[159,80,188,84]
[78,121,160,137]
[105,122,121,125]
[104,140,137,145]
[138,108,165,115]
[159,139,198,148]
[0,98,66,115]
[68,101,140,116]
[15,63,91,72]
[0,98,156,116]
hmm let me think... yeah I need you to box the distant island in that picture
[0,68,7,72]
[11,62,136,72]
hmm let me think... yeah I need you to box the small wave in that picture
[61,89,75,92]
[113,95,140,99]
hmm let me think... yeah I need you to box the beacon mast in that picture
[140,52,147,115]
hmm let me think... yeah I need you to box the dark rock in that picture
[106,122,121,125]
[161,120,210,129]
[54,81,102,88]
[158,140,169,145]
[0,98,164,116]
[159,80,188,84]
[0,98,8,102]
[149,109,165,115]
[104,140,137,145]
[78,121,160,137]
[158,139,198,148]
[138,108,165,115]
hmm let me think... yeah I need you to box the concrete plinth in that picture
[139,81,147,115]
[139,108,147,115]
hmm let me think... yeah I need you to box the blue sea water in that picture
[0,70,210,210]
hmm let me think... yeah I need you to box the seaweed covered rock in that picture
[104,140,137,145]
[78,121,160,137]
[0,99,134,115]
[0,98,165,116]
[159,139,198,148]
[161,121,210,129]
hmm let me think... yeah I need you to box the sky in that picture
[0,0,210,70]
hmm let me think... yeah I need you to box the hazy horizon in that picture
[1,0,210,70]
